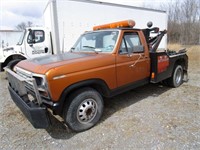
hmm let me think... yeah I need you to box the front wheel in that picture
[167,65,184,87]
[63,88,104,132]
[7,59,21,71]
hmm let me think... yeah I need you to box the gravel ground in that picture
[0,46,200,149]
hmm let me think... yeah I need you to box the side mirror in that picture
[28,28,32,32]
[27,29,35,44]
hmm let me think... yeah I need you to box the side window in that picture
[27,30,45,44]
[119,32,143,54]
[102,32,118,51]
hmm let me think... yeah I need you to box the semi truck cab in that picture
[0,27,52,71]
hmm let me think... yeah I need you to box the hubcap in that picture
[77,98,98,124]
[175,68,182,84]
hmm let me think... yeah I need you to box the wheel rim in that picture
[175,67,182,84]
[77,98,98,124]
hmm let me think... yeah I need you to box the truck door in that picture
[116,31,150,87]
[25,29,52,58]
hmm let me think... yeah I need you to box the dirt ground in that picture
[0,45,200,149]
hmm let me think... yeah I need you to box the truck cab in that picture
[5,20,188,132]
[0,27,52,71]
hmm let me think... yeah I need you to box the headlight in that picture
[32,74,50,99]
[34,76,45,87]
[15,67,51,99]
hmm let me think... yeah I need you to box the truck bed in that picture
[150,49,188,83]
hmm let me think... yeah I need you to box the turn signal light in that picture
[151,72,155,79]
[93,20,136,31]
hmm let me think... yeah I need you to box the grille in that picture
[16,68,34,92]
[6,67,43,105]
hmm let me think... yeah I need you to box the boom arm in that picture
[143,27,167,52]
[149,30,167,52]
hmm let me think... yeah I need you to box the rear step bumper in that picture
[8,85,51,129]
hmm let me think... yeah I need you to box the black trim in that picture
[110,78,149,97]
[52,78,149,115]
[8,86,51,129]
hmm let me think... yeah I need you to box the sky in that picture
[0,0,170,30]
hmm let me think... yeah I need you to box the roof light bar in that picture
[93,19,136,31]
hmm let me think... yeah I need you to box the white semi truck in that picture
[0,0,167,71]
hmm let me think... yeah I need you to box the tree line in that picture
[160,0,200,45]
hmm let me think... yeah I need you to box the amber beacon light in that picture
[93,20,136,31]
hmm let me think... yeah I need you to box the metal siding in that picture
[0,31,22,48]
[44,0,167,52]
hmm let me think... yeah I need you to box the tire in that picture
[7,59,21,71]
[167,65,184,87]
[63,88,104,132]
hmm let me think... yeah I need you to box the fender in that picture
[52,78,110,115]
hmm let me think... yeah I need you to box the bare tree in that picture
[16,21,33,30]
[160,0,200,45]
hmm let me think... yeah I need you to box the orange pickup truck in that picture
[5,20,188,132]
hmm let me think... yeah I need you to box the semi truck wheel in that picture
[167,65,183,87]
[63,88,104,132]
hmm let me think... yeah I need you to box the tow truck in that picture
[5,20,188,132]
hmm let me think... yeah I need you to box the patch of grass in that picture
[168,44,200,70]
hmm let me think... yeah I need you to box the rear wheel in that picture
[63,88,104,132]
[167,65,184,87]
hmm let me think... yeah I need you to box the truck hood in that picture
[17,52,115,78]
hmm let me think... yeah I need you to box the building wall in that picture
[0,30,22,48]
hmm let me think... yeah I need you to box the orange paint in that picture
[93,20,136,30]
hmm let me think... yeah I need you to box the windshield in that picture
[17,30,26,45]
[72,31,119,53]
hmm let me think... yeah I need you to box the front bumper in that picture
[5,67,51,129]
[8,85,51,128]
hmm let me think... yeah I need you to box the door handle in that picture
[127,54,133,58]
[129,64,134,68]
[44,47,48,53]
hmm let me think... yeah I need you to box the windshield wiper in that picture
[83,46,95,49]
[83,46,102,54]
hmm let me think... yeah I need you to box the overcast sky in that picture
[0,0,169,30]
